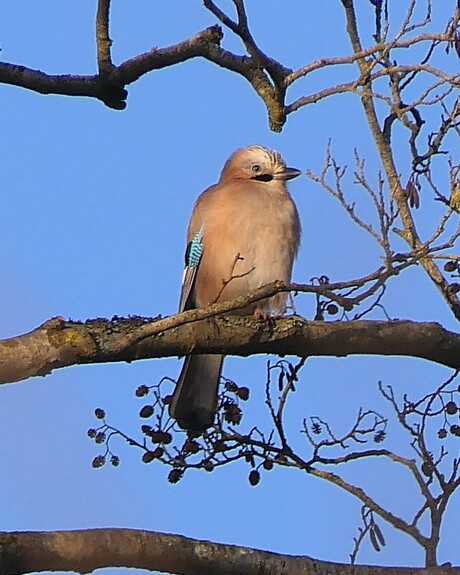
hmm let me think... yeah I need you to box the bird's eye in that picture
[251,164,262,173]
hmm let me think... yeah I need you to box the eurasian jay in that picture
[169,145,301,432]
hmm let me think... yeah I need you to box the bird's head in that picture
[219,145,301,184]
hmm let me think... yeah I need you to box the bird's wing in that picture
[178,224,204,313]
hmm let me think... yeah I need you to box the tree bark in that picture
[0,311,458,385]
[0,528,457,575]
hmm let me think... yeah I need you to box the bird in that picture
[169,145,302,432]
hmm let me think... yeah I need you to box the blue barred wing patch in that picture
[179,224,204,312]
[187,225,204,268]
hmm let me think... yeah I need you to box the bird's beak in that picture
[273,167,302,181]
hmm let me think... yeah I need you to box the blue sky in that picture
[0,1,459,573]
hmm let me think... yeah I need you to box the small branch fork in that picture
[0,24,224,110]
[350,506,386,564]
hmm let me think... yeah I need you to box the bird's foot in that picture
[253,308,275,327]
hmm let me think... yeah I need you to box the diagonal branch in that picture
[308,466,429,548]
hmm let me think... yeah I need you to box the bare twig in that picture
[95,0,114,75]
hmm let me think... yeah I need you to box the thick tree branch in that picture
[0,26,224,110]
[0,294,459,385]
[0,528,457,575]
